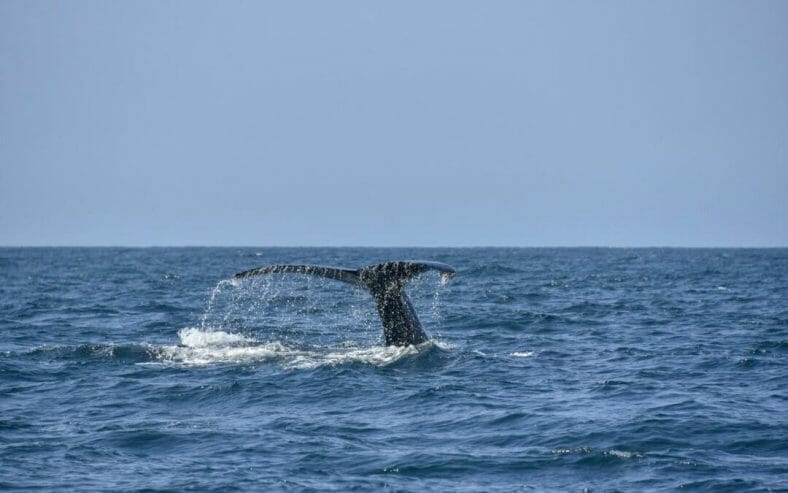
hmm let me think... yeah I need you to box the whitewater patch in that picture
[178,327,253,347]
[511,351,535,358]
[286,343,419,370]
[604,449,643,460]
[151,327,428,369]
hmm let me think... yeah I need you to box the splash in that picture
[196,268,451,347]
[199,279,234,328]
[176,267,453,367]
[154,327,301,366]
[178,327,253,347]
[151,327,431,368]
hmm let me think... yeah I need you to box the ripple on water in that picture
[1,247,786,491]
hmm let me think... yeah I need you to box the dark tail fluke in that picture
[231,261,455,346]
[233,264,360,285]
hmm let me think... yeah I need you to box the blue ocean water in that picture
[1,247,786,491]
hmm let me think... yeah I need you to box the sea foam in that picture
[152,327,427,368]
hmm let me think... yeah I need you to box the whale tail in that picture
[232,261,455,346]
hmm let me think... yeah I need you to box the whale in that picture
[232,261,455,346]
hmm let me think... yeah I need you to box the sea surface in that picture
[1,247,786,491]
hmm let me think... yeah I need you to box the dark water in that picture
[1,247,786,491]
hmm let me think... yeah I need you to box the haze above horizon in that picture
[1,1,786,247]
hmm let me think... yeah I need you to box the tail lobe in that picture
[231,260,455,346]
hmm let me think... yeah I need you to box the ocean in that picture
[1,247,786,491]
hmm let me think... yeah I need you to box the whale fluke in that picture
[233,264,360,284]
[232,261,455,346]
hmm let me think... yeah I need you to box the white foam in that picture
[149,328,294,365]
[432,339,457,350]
[605,449,642,459]
[151,327,429,368]
[178,327,253,347]
[157,341,298,366]
[511,351,535,358]
[287,344,419,370]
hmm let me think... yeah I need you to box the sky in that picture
[1,1,786,247]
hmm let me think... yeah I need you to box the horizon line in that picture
[1,244,786,249]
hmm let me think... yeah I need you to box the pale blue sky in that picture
[1,1,786,246]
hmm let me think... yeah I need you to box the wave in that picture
[464,263,524,275]
[24,342,154,364]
